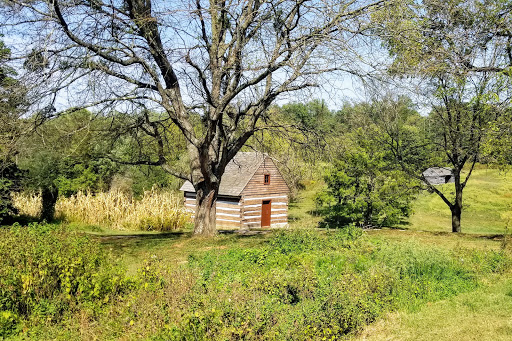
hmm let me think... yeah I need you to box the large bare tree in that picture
[1,0,384,235]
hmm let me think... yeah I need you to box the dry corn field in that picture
[12,189,191,231]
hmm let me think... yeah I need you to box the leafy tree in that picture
[281,100,336,133]
[375,0,512,232]
[248,101,338,198]
[482,110,512,167]
[318,122,418,228]
[2,0,386,235]
[0,37,26,223]
[18,110,119,220]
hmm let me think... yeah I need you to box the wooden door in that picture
[261,200,271,227]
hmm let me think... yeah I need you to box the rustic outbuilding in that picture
[422,167,455,185]
[180,152,290,229]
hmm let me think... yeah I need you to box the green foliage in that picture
[144,230,504,340]
[281,99,335,132]
[482,111,512,167]
[0,37,26,224]
[0,310,20,339]
[19,110,120,198]
[373,0,512,78]
[247,101,337,197]
[0,162,22,223]
[1,225,511,339]
[0,223,133,338]
[374,0,512,233]
[318,125,418,228]
[125,165,181,196]
[18,110,186,206]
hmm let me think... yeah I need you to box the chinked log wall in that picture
[184,193,288,229]
[183,156,289,229]
[241,194,288,229]
[184,192,242,228]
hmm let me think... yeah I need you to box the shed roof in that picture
[422,167,453,177]
[179,152,267,197]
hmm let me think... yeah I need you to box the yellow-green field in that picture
[356,276,512,341]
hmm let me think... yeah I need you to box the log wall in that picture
[241,194,288,228]
[184,192,242,228]
[241,157,289,197]
[241,157,289,228]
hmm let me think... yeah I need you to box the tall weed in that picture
[11,192,41,218]
[13,189,191,231]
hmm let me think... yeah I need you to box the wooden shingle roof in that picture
[179,152,267,197]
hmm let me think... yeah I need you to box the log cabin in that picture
[180,152,290,229]
[422,167,455,185]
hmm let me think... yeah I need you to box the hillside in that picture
[408,167,512,235]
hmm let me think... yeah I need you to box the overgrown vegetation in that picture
[0,223,133,338]
[1,224,510,339]
[0,37,26,225]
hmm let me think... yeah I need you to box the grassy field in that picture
[356,231,512,341]
[1,221,510,340]
[288,166,512,235]
[356,275,512,341]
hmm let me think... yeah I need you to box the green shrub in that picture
[0,162,22,224]
[168,230,500,339]
[0,310,20,338]
[0,223,133,338]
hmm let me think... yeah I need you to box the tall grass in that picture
[11,192,41,218]
[12,189,191,231]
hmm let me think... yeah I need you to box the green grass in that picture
[288,180,324,228]
[5,223,512,340]
[292,165,512,234]
[284,170,512,340]
[408,167,512,234]
[356,276,512,341]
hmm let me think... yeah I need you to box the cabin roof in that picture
[179,152,268,197]
[422,167,453,177]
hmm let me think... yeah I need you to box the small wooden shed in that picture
[180,152,290,229]
[422,167,455,185]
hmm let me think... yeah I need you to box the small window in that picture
[264,174,270,185]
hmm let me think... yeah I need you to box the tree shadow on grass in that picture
[386,220,411,230]
[94,231,190,256]
[3,214,40,226]
[94,229,270,258]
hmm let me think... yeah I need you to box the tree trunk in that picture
[451,204,461,233]
[363,200,373,227]
[451,176,463,233]
[194,187,218,236]
[41,186,58,222]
